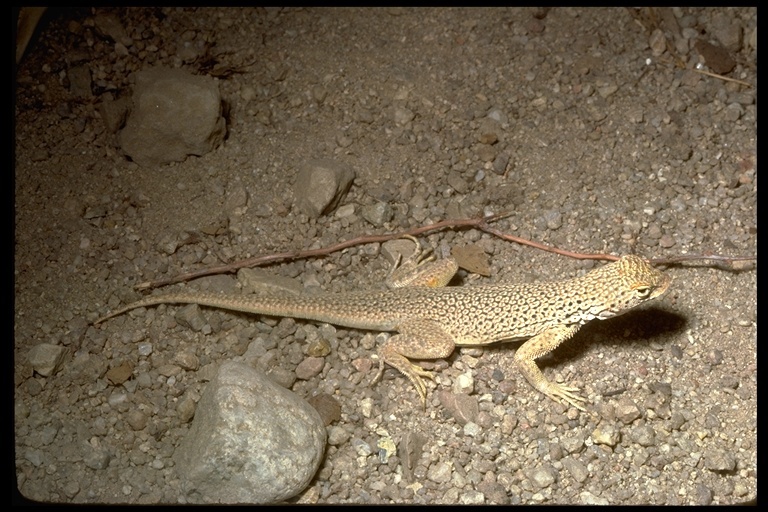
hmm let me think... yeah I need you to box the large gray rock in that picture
[27,343,67,377]
[119,67,226,168]
[294,159,355,218]
[174,361,326,504]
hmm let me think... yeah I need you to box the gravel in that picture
[14,6,755,505]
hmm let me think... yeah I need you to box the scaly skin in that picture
[96,253,671,411]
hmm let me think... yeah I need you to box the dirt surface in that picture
[14,7,756,505]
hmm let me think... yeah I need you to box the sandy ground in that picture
[14,7,755,504]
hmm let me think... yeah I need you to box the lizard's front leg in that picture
[513,324,587,411]
[374,318,457,407]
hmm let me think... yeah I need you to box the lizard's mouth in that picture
[651,274,673,299]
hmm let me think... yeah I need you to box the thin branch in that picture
[647,254,756,268]
[474,224,618,262]
[134,212,756,290]
[692,68,753,88]
[136,212,513,289]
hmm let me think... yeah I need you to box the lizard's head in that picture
[593,255,671,319]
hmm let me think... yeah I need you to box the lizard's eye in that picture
[635,286,652,298]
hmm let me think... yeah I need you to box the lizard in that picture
[95,241,671,411]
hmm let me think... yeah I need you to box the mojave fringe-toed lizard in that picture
[96,243,671,411]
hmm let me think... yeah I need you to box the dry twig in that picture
[135,212,755,290]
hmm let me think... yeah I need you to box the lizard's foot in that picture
[386,235,458,289]
[375,320,456,408]
[540,381,587,412]
[404,364,436,409]
[371,358,435,409]
[514,325,588,411]
[372,357,435,408]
